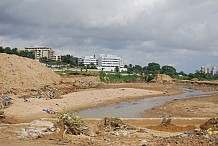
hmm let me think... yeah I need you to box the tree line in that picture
[0,46,35,59]
[124,62,218,81]
[1,46,217,81]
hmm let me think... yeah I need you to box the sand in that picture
[0,53,61,94]
[4,88,163,122]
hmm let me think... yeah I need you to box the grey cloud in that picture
[0,0,218,73]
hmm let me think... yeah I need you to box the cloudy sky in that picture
[0,0,218,73]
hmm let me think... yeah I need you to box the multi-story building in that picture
[97,54,127,72]
[22,46,55,60]
[78,54,127,72]
[211,66,217,76]
[201,66,208,74]
[78,55,98,66]
[54,55,62,61]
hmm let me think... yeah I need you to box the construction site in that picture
[0,53,217,146]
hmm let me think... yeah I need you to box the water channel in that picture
[73,88,216,118]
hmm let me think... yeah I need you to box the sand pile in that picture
[151,74,174,83]
[0,53,61,94]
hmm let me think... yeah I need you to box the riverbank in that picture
[1,82,218,146]
[143,93,218,118]
[4,83,178,123]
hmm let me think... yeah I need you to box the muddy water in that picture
[73,88,216,118]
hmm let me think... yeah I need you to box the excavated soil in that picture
[0,53,61,94]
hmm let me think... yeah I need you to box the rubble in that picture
[18,120,57,139]
[200,117,218,131]
[59,114,88,135]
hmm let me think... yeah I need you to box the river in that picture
[73,88,216,118]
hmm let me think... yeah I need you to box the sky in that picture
[0,0,218,73]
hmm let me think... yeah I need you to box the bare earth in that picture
[143,94,218,118]
[4,87,163,123]
[1,83,218,146]
[1,54,217,145]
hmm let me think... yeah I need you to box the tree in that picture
[178,71,187,76]
[4,47,13,54]
[133,65,143,74]
[61,55,78,67]
[0,46,4,53]
[39,57,48,63]
[161,65,176,77]
[115,66,119,72]
[147,62,160,74]
[18,50,35,59]
[127,64,133,74]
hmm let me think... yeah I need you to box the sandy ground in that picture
[1,83,218,146]
[143,94,218,118]
[4,87,163,123]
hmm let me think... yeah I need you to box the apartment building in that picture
[78,55,98,66]
[78,54,127,72]
[201,66,218,76]
[22,46,55,60]
[201,66,208,74]
[211,66,217,76]
[97,54,127,72]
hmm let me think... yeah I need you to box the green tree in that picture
[18,50,35,59]
[161,65,176,77]
[61,55,78,67]
[0,46,4,53]
[115,66,119,72]
[4,47,13,54]
[147,62,160,74]
[133,65,143,74]
[127,64,133,74]
[11,48,18,55]
[39,57,48,63]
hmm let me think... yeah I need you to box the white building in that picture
[211,66,217,76]
[22,46,55,60]
[97,54,127,72]
[78,55,98,66]
[201,66,208,74]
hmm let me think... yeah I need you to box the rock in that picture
[18,120,56,139]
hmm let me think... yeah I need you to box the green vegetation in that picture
[1,46,217,81]
[0,46,35,59]
[99,72,141,83]
[56,70,96,76]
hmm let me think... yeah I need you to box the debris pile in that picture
[18,120,57,139]
[59,114,88,135]
[28,86,62,99]
[148,118,196,132]
[74,76,103,88]
[0,96,12,109]
[200,118,218,131]
[104,117,125,130]
[151,74,174,83]
[0,53,61,94]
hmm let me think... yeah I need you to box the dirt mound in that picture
[200,118,218,131]
[0,53,61,94]
[151,74,174,83]
[147,118,196,132]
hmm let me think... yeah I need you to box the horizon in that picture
[0,0,218,73]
